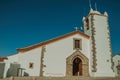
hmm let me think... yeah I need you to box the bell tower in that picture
[83,9,115,77]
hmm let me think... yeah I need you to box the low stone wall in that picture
[0,76,120,80]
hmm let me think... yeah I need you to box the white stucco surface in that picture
[90,14,115,77]
[18,48,42,76]
[43,34,90,76]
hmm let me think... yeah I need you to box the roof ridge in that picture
[17,31,89,53]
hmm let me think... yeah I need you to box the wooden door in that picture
[79,62,82,75]
[73,57,82,76]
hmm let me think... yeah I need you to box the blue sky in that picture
[0,0,120,56]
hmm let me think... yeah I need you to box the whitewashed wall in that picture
[3,48,42,77]
[18,48,42,76]
[3,54,19,78]
[91,14,115,77]
[43,34,90,76]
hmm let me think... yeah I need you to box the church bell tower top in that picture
[88,0,108,17]
[87,8,108,17]
[89,8,101,15]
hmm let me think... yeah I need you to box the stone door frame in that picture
[66,50,89,77]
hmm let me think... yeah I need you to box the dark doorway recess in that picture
[73,57,82,76]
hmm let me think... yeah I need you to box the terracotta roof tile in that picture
[0,57,8,62]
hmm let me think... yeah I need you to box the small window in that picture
[107,60,109,62]
[74,39,82,50]
[29,63,34,69]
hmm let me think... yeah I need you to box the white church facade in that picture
[0,9,116,78]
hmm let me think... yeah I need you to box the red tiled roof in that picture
[0,57,8,62]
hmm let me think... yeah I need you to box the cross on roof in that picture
[74,27,79,31]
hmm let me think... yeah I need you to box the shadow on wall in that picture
[24,72,29,76]
[0,63,5,79]
[7,63,20,77]
[6,63,29,77]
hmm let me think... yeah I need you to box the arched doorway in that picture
[66,50,89,77]
[73,57,82,76]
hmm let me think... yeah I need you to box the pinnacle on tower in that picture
[104,11,108,16]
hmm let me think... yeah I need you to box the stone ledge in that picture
[0,76,120,80]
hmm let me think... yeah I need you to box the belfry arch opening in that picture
[73,57,82,76]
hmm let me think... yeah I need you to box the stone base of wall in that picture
[0,76,120,80]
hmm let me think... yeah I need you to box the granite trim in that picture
[66,50,89,77]
[40,46,46,77]
[90,15,97,72]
